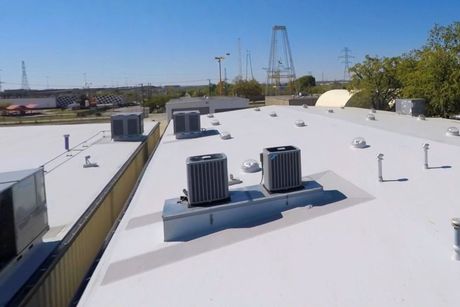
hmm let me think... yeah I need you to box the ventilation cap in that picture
[327,109,334,113]
[295,120,305,127]
[254,107,261,111]
[302,104,308,108]
[269,111,277,117]
[351,137,368,149]
[211,119,220,126]
[220,131,231,140]
[367,113,376,121]
[207,113,214,118]
[241,159,261,173]
[447,127,459,136]
[418,114,426,120]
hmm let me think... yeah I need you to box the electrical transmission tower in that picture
[266,25,296,96]
[339,47,354,81]
[21,60,30,90]
[245,50,254,80]
[236,38,243,81]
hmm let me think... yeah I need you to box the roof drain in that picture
[295,120,305,127]
[446,127,459,136]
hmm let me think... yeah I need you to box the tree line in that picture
[349,22,460,117]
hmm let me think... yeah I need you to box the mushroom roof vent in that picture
[418,114,426,121]
[241,159,261,173]
[327,109,334,113]
[211,119,220,126]
[446,127,459,136]
[207,113,214,118]
[351,137,368,149]
[367,113,376,121]
[220,131,231,140]
[254,107,261,111]
[295,120,305,127]
[302,104,308,108]
[269,111,277,117]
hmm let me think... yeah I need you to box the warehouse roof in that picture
[80,106,460,307]
[0,120,158,304]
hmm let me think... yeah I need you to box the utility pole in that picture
[339,47,354,81]
[214,53,230,96]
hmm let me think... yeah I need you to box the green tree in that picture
[349,56,402,110]
[232,80,263,99]
[296,75,316,93]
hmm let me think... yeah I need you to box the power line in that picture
[339,47,354,81]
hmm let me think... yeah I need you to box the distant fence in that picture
[10,124,161,307]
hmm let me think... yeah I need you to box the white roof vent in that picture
[351,137,368,149]
[327,109,334,113]
[269,111,277,117]
[241,159,261,173]
[207,113,214,118]
[254,107,261,111]
[418,114,426,120]
[211,119,220,126]
[302,104,308,108]
[446,127,460,136]
[220,131,231,140]
[295,120,305,127]
[367,113,376,121]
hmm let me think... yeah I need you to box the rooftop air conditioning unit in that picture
[0,168,49,264]
[262,145,302,192]
[173,110,201,138]
[111,112,144,141]
[186,153,229,206]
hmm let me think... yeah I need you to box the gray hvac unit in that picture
[186,153,229,206]
[173,110,201,138]
[111,112,144,141]
[0,168,49,264]
[262,145,302,192]
[395,99,426,116]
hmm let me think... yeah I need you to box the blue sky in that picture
[0,0,459,89]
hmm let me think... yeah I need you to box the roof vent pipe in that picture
[446,127,459,136]
[211,119,220,126]
[377,153,384,182]
[254,107,261,111]
[302,104,308,108]
[423,143,430,169]
[327,109,334,113]
[418,114,426,121]
[269,111,277,117]
[64,134,70,151]
[452,218,460,261]
[207,113,214,118]
[367,113,376,121]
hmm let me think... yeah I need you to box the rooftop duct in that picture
[186,153,229,206]
[262,145,302,192]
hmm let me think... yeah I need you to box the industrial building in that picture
[165,96,249,120]
[78,105,460,306]
[0,117,161,306]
